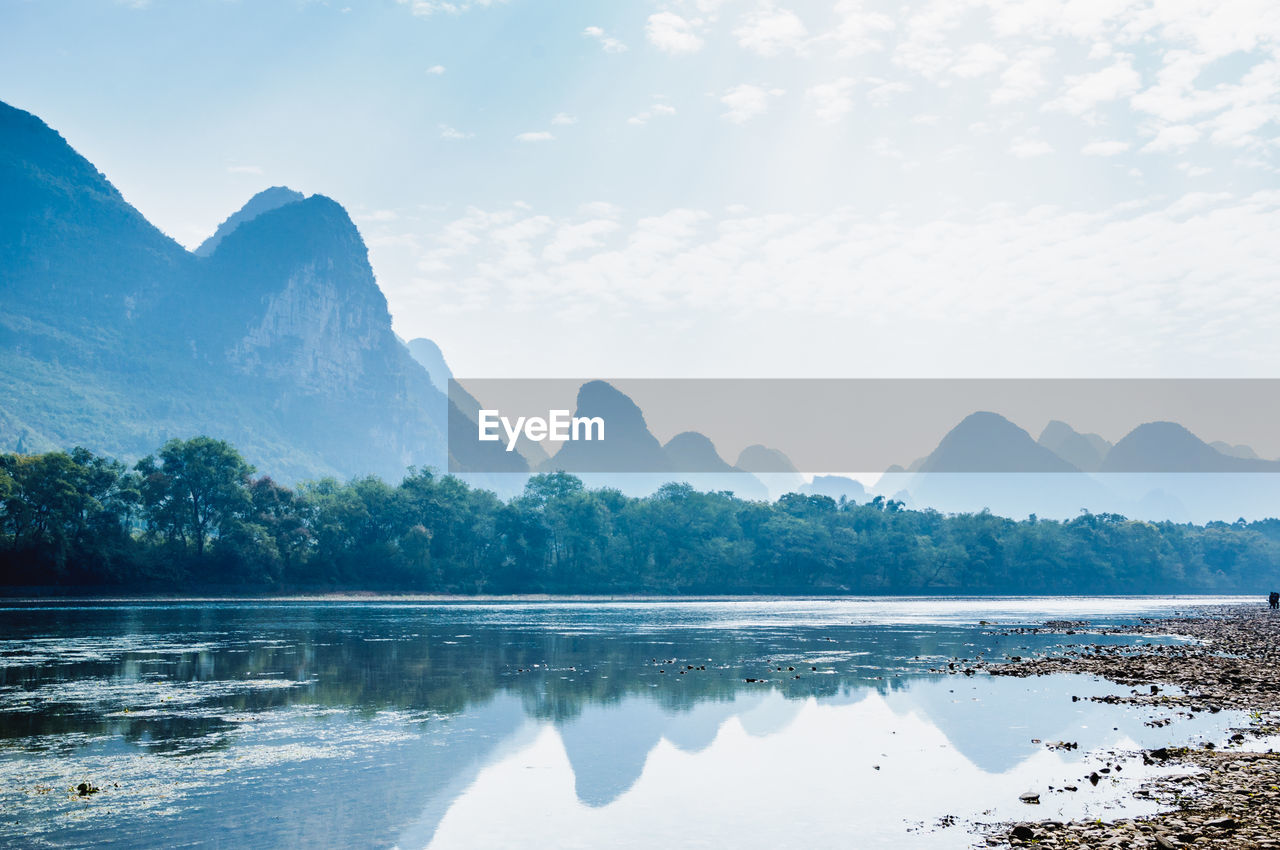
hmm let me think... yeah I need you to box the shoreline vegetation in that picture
[982,604,1280,849]
[4,436,1280,595]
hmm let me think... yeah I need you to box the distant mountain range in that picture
[889,411,1279,476]
[873,411,1280,521]
[533,381,769,499]
[0,100,456,482]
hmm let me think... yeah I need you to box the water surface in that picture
[0,596,1251,848]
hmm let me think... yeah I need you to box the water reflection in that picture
[0,599,1249,848]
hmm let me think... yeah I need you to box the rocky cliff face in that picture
[0,100,448,482]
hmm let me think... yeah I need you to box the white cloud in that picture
[806,78,856,123]
[990,47,1053,104]
[515,131,554,142]
[720,84,781,123]
[866,80,911,106]
[734,7,808,57]
[1047,58,1142,115]
[628,103,677,125]
[1142,124,1201,153]
[1009,134,1053,158]
[543,219,620,263]
[583,25,627,53]
[646,12,704,54]
[397,193,1280,379]
[950,43,1006,78]
[426,65,446,75]
[440,124,473,140]
[551,113,577,125]
[1132,52,1280,149]
[1081,139,1130,156]
[822,0,895,56]
[397,0,503,15]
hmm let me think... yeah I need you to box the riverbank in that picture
[982,605,1280,849]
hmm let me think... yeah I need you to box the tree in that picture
[136,437,253,557]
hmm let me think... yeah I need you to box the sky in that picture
[2,0,1279,379]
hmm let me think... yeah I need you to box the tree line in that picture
[2,437,1279,594]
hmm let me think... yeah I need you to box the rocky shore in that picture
[980,605,1280,849]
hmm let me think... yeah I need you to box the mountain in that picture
[0,100,448,482]
[1101,422,1280,473]
[663,431,736,472]
[735,445,798,474]
[1037,420,1111,472]
[194,186,304,257]
[735,445,803,500]
[917,412,1078,473]
[1210,440,1262,461]
[661,431,769,500]
[876,413,1280,520]
[801,475,866,502]
[407,337,453,394]
[541,381,670,473]
[874,412,1104,518]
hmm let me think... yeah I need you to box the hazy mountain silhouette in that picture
[542,381,669,473]
[1210,440,1262,461]
[734,445,804,499]
[660,431,769,500]
[406,337,452,394]
[194,186,304,257]
[918,412,1079,473]
[801,475,867,502]
[877,412,1104,517]
[663,431,735,471]
[735,445,798,474]
[1101,422,1280,473]
[0,100,449,481]
[1037,420,1111,472]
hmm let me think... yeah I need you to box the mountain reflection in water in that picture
[0,598,1250,849]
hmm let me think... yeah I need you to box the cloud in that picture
[646,12,704,54]
[627,102,677,125]
[990,48,1053,104]
[543,219,620,263]
[395,192,1280,380]
[720,84,782,123]
[1081,139,1130,156]
[426,65,446,75]
[515,131,554,142]
[821,0,894,56]
[551,113,577,125]
[734,7,808,57]
[1009,134,1053,158]
[806,78,856,123]
[225,165,263,175]
[1047,58,1142,115]
[950,43,1006,78]
[1142,124,1201,153]
[397,0,503,15]
[583,25,627,53]
[866,79,911,106]
[439,124,473,140]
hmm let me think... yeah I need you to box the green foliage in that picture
[136,437,254,557]
[2,439,1280,594]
